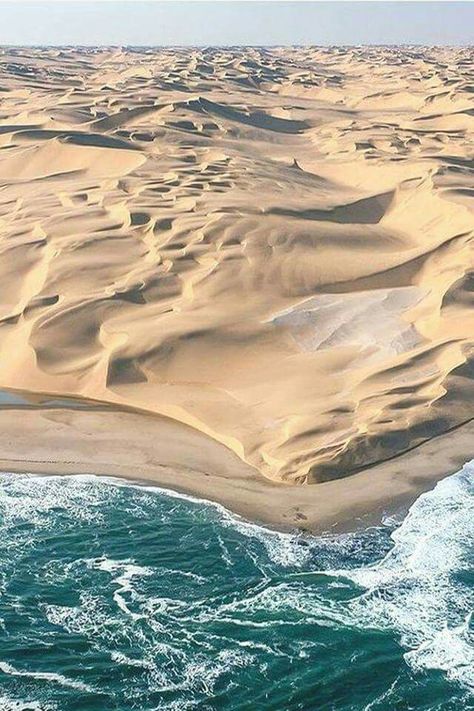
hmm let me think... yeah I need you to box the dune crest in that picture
[0,46,473,485]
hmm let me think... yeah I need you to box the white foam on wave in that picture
[0,661,94,693]
[111,474,315,568]
[1,471,316,569]
[0,464,472,698]
[405,617,473,689]
[110,651,154,670]
[0,472,109,533]
[218,512,314,568]
[88,557,152,619]
[148,647,253,697]
[338,462,474,691]
[182,462,474,695]
[43,591,111,640]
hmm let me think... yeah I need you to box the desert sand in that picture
[0,45,473,529]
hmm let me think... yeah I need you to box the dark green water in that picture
[0,464,472,711]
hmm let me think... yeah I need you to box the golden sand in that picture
[0,46,473,527]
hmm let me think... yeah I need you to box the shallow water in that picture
[0,464,472,710]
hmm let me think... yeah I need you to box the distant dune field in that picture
[0,45,473,495]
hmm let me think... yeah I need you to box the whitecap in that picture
[334,462,474,691]
[0,661,94,693]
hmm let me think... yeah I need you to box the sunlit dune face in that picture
[0,45,473,483]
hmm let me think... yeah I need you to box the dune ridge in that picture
[0,45,473,488]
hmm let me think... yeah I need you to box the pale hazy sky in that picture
[0,2,472,46]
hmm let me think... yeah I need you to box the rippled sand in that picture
[0,46,473,507]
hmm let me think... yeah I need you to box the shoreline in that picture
[1,45,473,538]
[1,390,473,534]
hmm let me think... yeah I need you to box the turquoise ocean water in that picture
[0,464,472,711]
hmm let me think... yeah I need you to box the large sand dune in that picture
[0,46,473,496]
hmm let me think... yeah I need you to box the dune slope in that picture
[0,46,473,487]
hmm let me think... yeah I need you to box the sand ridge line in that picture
[0,45,473,487]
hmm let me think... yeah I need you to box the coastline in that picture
[1,46,473,494]
[1,390,472,534]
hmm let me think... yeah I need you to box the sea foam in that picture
[0,464,471,708]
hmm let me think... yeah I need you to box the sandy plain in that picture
[0,46,473,530]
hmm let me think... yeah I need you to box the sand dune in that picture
[0,45,473,493]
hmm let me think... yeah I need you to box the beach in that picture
[1,391,473,532]
[0,45,473,530]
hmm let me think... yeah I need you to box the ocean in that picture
[0,464,472,711]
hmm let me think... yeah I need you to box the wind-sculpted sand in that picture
[0,46,473,523]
